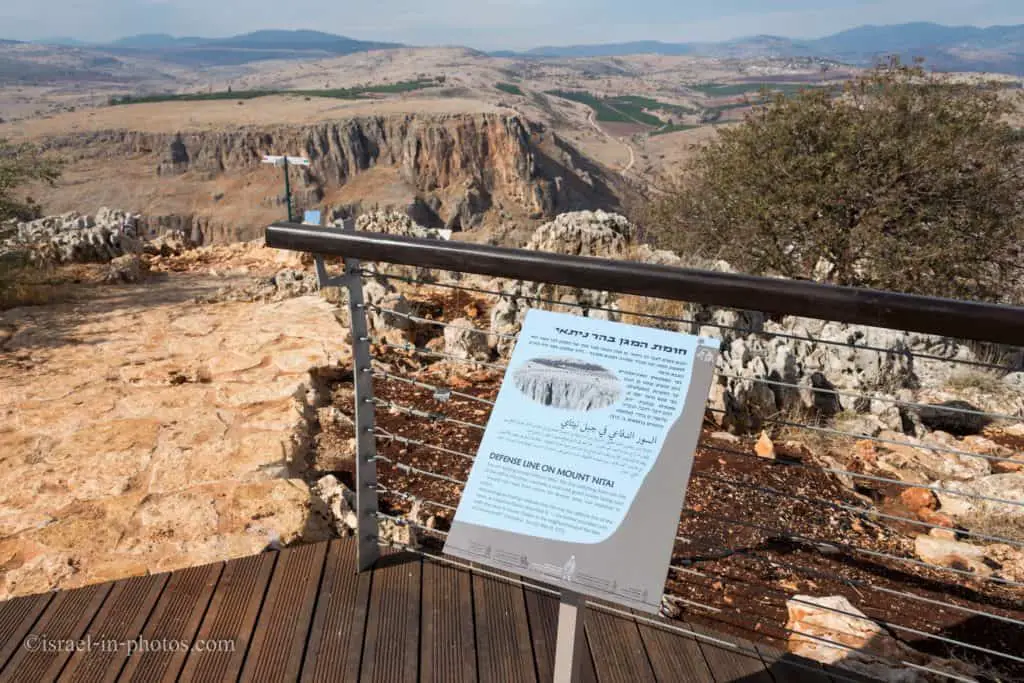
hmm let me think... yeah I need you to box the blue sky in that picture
[6,0,1024,49]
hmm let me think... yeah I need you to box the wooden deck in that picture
[0,538,857,682]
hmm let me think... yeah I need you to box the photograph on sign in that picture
[443,308,719,613]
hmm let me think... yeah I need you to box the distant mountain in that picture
[35,37,92,47]
[103,29,399,60]
[500,22,1024,75]
[524,41,696,58]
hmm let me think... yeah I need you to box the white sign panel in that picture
[444,309,719,613]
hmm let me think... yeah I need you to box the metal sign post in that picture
[553,590,587,682]
[261,155,310,223]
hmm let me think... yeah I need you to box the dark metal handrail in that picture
[265,222,1024,346]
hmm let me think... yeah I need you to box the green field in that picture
[689,82,833,99]
[649,123,701,136]
[495,82,525,96]
[108,78,442,106]
[546,90,667,126]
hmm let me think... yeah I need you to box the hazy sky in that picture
[5,0,1024,49]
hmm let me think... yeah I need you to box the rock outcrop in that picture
[35,113,624,242]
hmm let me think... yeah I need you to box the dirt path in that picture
[587,109,636,173]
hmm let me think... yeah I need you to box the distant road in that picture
[586,109,636,174]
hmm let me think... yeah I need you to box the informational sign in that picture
[303,210,321,226]
[444,309,720,613]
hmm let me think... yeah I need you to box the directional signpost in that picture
[261,155,310,223]
[444,309,720,682]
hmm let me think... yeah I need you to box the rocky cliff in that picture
[34,113,624,241]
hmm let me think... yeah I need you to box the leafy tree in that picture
[0,139,62,222]
[646,60,1024,303]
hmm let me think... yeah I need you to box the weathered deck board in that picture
[472,569,538,683]
[686,619,776,683]
[117,563,221,683]
[0,592,53,672]
[635,613,715,683]
[58,573,168,683]
[522,585,598,683]
[421,558,476,683]
[239,542,327,683]
[0,538,851,683]
[359,549,422,683]
[301,540,371,683]
[3,583,111,682]
[178,552,277,683]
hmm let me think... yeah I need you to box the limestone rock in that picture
[312,475,358,536]
[785,595,974,682]
[899,487,937,513]
[913,535,992,577]
[444,318,491,363]
[935,473,1024,522]
[104,254,143,283]
[754,431,775,459]
[524,210,633,257]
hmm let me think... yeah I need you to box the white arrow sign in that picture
[261,155,310,167]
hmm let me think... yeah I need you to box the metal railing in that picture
[268,222,1024,682]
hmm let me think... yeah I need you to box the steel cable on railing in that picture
[367,316,1022,467]
[368,387,1023,549]
[663,559,1024,667]
[371,368,496,406]
[680,509,1024,589]
[359,266,1023,373]
[669,533,1024,630]
[374,425,478,462]
[373,453,468,487]
[690,469,1024,548]
[700,441,1024,509]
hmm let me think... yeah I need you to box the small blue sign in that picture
[302,210,321,226]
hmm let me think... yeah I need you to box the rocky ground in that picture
[0,261,349,600]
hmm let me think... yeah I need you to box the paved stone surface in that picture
[0,275,346,599]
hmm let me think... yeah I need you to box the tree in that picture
[0,139,62,222]
[646,60,1024,303]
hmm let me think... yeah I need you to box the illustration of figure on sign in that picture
[562,555,577,582]
[697,347,716,364]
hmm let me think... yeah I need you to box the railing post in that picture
[314,252,380,572]
[553,591,587,683]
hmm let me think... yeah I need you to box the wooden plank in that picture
[178,553,276,683]
[755,643,836,683]
[0,592,53,672]
[634,615,714,683]
[58,573,169,683]
[522,585,596,683]
[584,605,656,683]
[301,539,371,683]
[359,548,422,683]
[420,558,476,683]
[118,562,222,683]
[687,620,774,683]
[239,543,327,683]
[2,582,112,682]
[472,569,536,683]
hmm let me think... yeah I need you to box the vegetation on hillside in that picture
[0,139,62,222]
[646,61,1024,303]
[108,78,442,106]
[495,82,525,96]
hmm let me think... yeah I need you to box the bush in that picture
[646,60,1024,303]
[0,138,63,221]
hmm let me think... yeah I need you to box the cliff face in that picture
[37,112,623,240]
